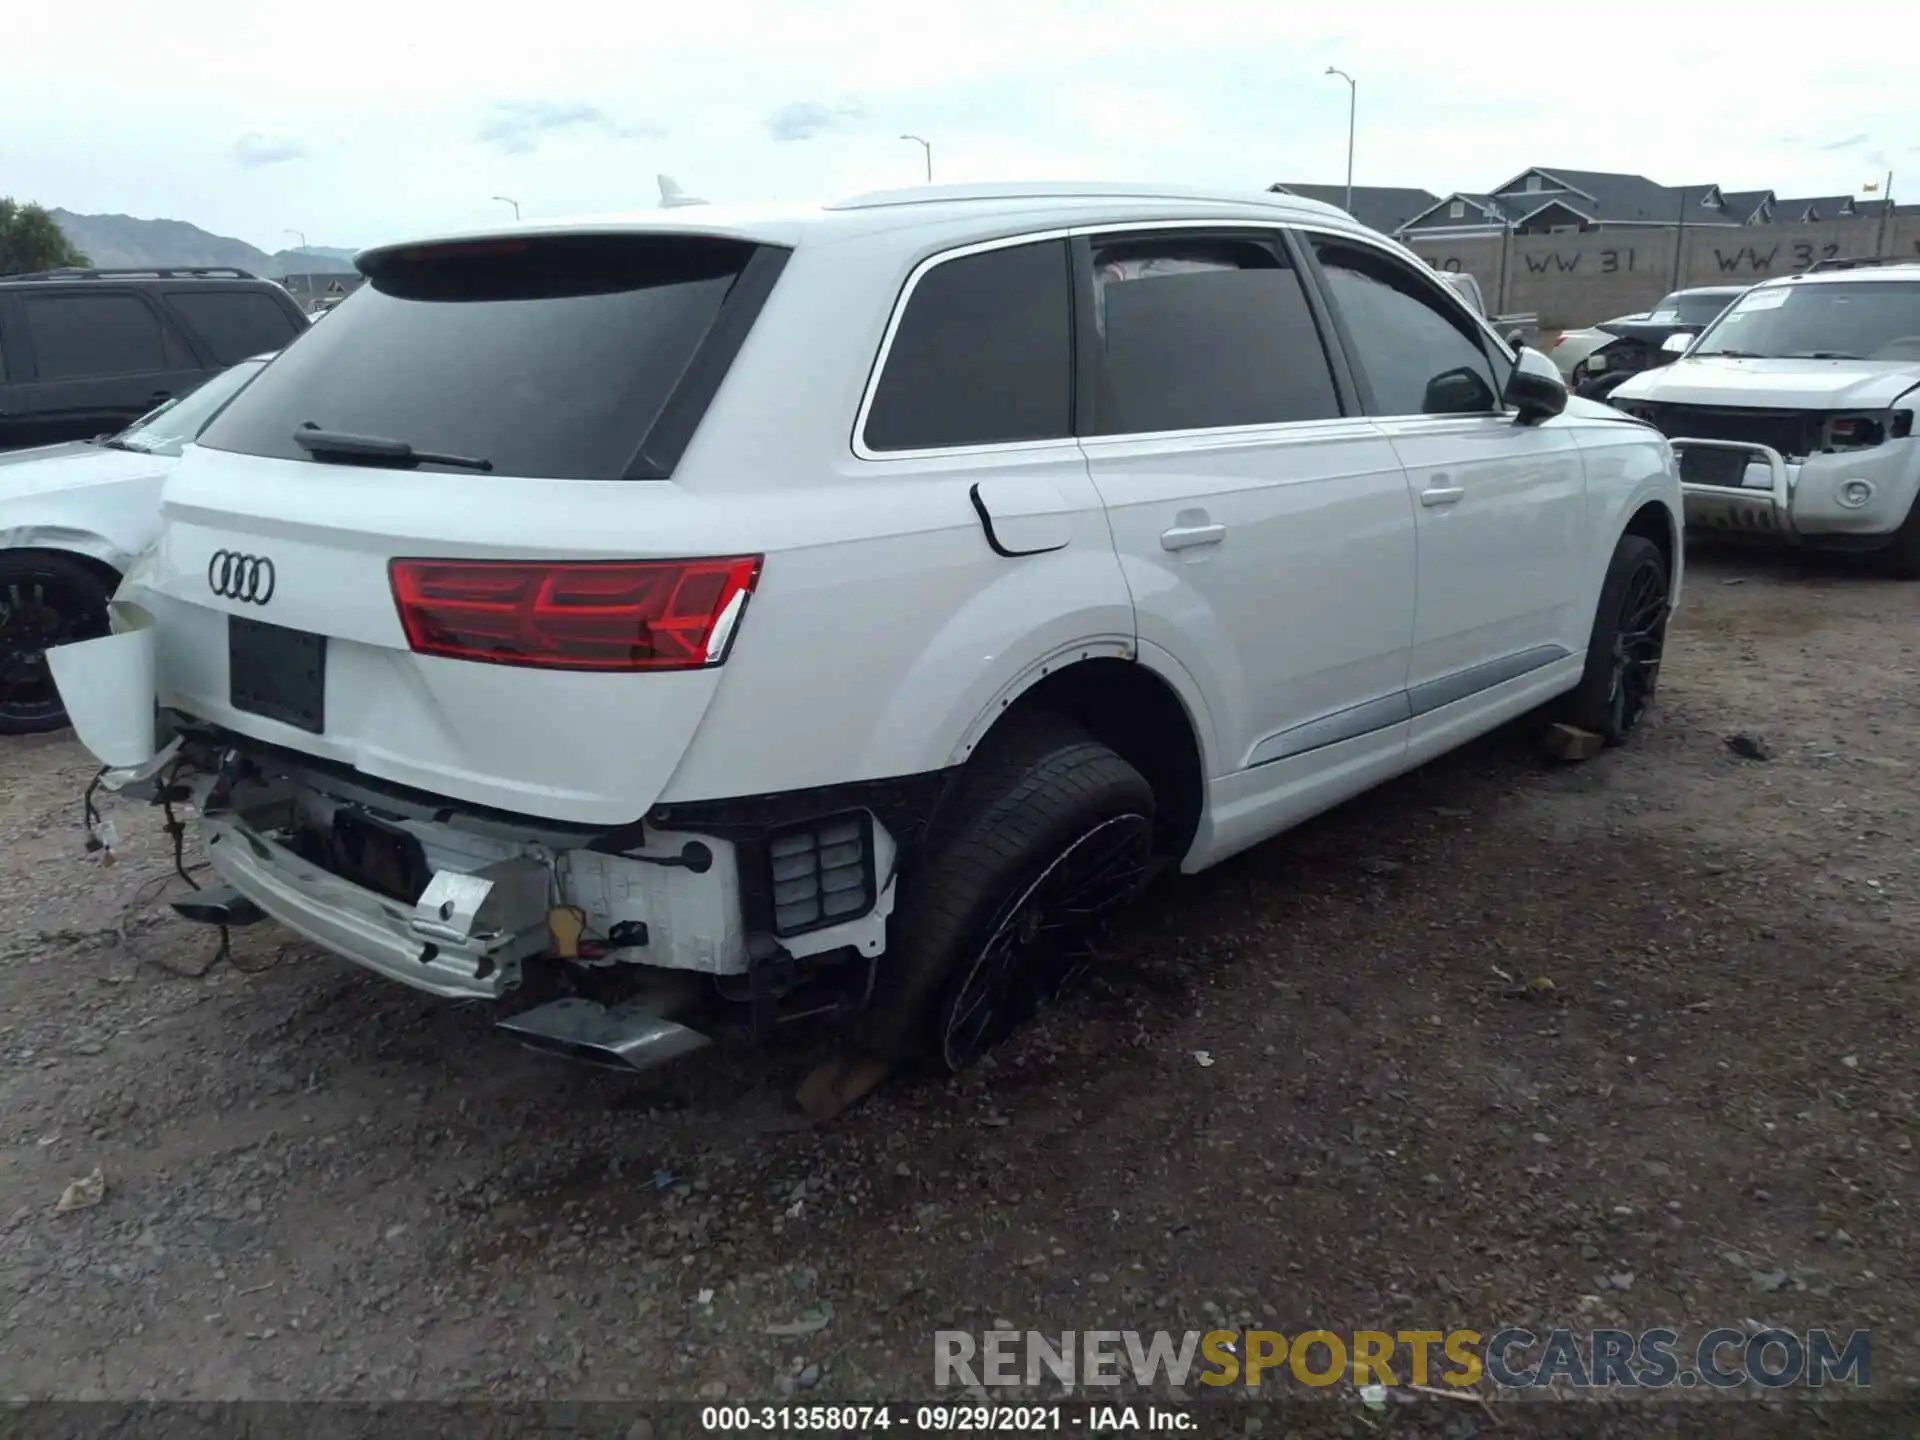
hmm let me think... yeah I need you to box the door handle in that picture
[1420,486,1465,508]
[1161,522,1226,551]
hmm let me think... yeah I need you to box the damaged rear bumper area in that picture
[71,716,915,1074]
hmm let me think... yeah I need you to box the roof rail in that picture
[2,265,260,282]
[1805,255,1914,273]
[826,180,1351,217]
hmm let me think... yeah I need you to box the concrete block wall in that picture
[1406,216,1920,329]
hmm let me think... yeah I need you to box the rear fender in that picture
[868,548,1136,772]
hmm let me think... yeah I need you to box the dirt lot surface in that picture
[1,550,1914,1434]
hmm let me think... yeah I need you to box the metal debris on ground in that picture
[1725,733,1773,761]
[54,1166,106,1213]
[764,1303,834,1337]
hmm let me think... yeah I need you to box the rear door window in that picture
[166,290,301,364]
[22,293,172,381]
[198,235,763,480]
[863,239,1072,452]
[1084,234,1341,435]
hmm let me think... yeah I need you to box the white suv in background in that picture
[1612,261,1920,577]
[54,182,1682,1078]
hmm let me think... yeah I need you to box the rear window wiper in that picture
[292,424,494,472]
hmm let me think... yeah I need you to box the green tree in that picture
[0,197,90,275]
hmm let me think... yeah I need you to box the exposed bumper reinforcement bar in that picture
[201,813,549,1000]
[1673,438,1795,538]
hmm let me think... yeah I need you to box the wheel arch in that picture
[0,536,128,590]
[954,651,1212,863]
[1620,495,1680,579]
[0,527,134,586]
[1571,419,1685,622]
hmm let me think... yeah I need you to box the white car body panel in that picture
[1085,417,1415,777]
[0,441,172,573]
[1373,414,1588,705]
[1613,355,1920,411]
[1546,319,1641,379]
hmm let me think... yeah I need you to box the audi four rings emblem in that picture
[208,551,276,605]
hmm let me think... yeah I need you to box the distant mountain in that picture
[50,210,358,276]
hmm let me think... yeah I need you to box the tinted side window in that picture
[1311,240,1500,417]
[167,291,300,365]
[1087,235,1340,435]
[23,294,172,381]
[864,239,1071,452]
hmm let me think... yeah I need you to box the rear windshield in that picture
[198,235,756,479]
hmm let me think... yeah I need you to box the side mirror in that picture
[1660,332,1694,355]
[1506,327,1527,349]
[1505,347,1568,424]
[1423,366,1499,415]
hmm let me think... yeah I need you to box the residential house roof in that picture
[1769,195,1894,222]
[1489,167,1738,227]
[1714,189,1775,224]
[1397,192,1523,232]
[1264,183,1439,237]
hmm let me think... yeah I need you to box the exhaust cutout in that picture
[497,997,709,1073]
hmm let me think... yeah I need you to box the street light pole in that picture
[492,196,522,220]
[285,228,308,251]
[1325,68,1356,215]
[900,135,932,184]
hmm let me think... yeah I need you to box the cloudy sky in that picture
[6,0,1912,249]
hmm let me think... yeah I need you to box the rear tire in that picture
[0,551,116,736]
[1550,534,1670,746]
[859,714,1155,1075]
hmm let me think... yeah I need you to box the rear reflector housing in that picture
[768,813,875,936]
[390,556,762,671]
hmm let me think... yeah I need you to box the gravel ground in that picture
[0,549,1914,1433]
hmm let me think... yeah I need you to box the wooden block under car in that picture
[1540,723,1606,761]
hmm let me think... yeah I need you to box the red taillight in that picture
[389,556,762,672]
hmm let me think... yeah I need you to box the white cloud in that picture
[234,132,307,168]
[766,100,864,142]
[4,0,1915,248]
